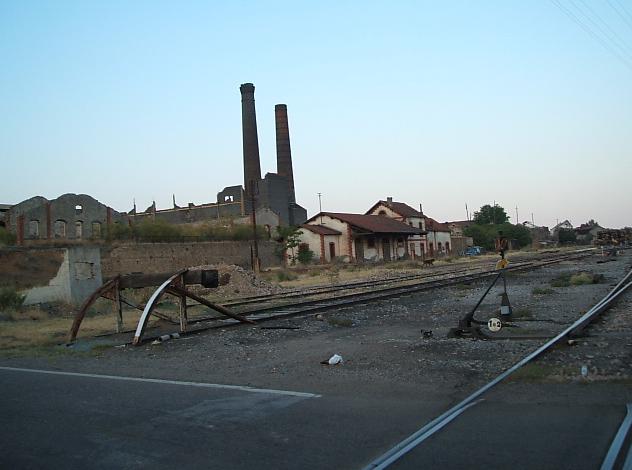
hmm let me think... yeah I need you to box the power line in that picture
[572,0,632,60]
[550,0,632,71]
[607,0,632,31]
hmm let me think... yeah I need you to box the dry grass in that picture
[0,308,144,351]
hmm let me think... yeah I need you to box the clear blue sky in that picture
[1,1,631,228]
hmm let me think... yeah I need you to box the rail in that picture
[362,266,632,469]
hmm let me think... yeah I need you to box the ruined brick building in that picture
[5,83,307,244]
[6,194,126,244]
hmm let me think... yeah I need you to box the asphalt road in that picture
[0,367,439,469]
[387,397,627,469]
[2,366,630,470]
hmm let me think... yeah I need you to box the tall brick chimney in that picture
[275,104,296,203]
[240,83,262,194]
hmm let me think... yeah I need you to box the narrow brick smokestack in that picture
[240,83,261,193]
[275,104,295,203]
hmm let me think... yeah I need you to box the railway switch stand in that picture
[449,238,513,338]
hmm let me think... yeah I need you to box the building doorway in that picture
[354,238,364,262]
[382,239,391,261]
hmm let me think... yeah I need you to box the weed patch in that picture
[512,308,533,319]
[532,286,555,295]
[276,270,298,282]
[326,316,353,327]
[0,287,25,311]
[551,271,603,288]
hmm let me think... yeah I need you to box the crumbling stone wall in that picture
[7,194,125,243]
[0,246,102,305]
[101,240,279,277]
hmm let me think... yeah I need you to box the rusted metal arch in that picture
[69,277,121,343]
[132,270,187,346]
[132,270,254,346]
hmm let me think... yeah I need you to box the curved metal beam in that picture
[68,277,119,343]
[132,270,187,346]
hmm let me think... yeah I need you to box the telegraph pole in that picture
[318,192,323,224]
[515,206,519,225]
[250,181,260,272]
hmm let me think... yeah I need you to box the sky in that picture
[1,0,631,229]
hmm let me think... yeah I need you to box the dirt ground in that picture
[2,250,630,400]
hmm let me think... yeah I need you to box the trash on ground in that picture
[321,354,343,365]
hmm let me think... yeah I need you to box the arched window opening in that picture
[54,220,67,238]
[91,222,102,238]
[29,220,40,238]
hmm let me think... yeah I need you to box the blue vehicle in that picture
[464,246,483,256]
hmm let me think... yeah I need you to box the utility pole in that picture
[250,181,260,273]
[531,213,535,226]
[515,206,519,225]
[318,192,323,224]
[465,203,469,221]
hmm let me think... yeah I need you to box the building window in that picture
[75,204,83,214]
[409,221,413,226]
[75,221,83,239]
[54,220,67,238]
[378,210,386,216]
[418,222,423,229]
[28,220,40,238]
[445,241,450,252]
[91,222,102,238]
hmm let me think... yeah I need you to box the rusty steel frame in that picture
[132,270,254,346]
[70,267,243,346]
[69,277,121,343]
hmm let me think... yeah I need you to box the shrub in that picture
[570,272,603,285]
[558,228,577,244]
[550,272,603,287]
[532,287,555,295]
[326,317,353,327]
[276,270,298,282]
[0,227,16,246]
[551,274,571,287]
[464,222,532,251]
[0,287,25,311]
[297,243,314,265]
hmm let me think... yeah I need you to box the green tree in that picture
[464,222,532,251]
[275,226,303,265]
[473,204,509,225]
[297,243,315,264]
[558,228,577,244]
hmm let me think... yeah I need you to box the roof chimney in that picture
[275,104,295,203]
[240,83,262,193]
[387,197,393,204]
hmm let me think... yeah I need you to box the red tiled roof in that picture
[300,224,342,236]
[425,217,451,232]
[365,200,423,218]
[446,220,471,227]
[312,212,423,235]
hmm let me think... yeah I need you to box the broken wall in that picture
[101,240,279,277]
[0,246,102,306]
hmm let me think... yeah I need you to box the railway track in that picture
[362,262,632,469]
[164,249,595,336]
[220,249,592,308]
